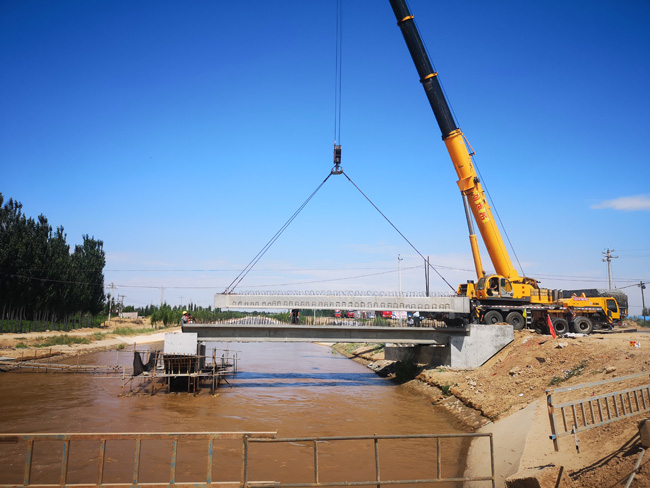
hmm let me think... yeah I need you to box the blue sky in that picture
[2,0,649,315]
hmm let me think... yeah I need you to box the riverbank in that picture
[0,318,180,360]
[336,329,650,487]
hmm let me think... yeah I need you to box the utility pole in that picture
[424,256,430,297]
[117,295,125,317]
[106,283,116,322]
[398,254,404,327]
[398,254,403,297]
[640,281,647,324]
[160,287,165,307]
[602,248,618,290]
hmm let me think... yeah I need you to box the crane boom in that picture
[388,0,519,282]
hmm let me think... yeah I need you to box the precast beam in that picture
[214,293,470,313]
[181,323,468,345]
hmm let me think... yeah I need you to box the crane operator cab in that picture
[477,275,513,299]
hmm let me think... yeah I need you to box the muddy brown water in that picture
[0,342,479,487]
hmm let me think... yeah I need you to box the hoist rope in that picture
[223,172,333,293]
[341,171,456,292]
[333,0,343,145]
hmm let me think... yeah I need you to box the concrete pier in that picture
[385,324,514,368]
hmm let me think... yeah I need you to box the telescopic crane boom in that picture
[388,0,519,284]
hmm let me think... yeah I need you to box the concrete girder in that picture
[214,293,470,313]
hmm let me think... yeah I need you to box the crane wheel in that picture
[505,311,525,330]
[572,316,593,334]
[551,318,569,335]
[483,310,503,324]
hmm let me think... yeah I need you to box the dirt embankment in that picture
[0,318,180,360]
[339,327,650,487]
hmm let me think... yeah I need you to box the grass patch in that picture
[441,384,454,396]
[33,335,91,347]
[549,359,589,386]
[15,342,28,349]
[112,327,161,336]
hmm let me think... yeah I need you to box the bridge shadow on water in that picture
[231,371,384,388]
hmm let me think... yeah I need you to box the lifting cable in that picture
[225,1,454,294]
[224,169,455,293]
[223,172,333,294]
[333,0,343,149]
[341,170,456,292]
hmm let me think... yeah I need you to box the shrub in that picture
[549,360,589,386]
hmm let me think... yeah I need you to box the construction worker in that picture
[181,310,189,325]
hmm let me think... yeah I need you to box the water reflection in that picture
[233,371,383,388]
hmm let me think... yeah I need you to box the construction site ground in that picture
[2,319,650,486]
[345,324,650,487]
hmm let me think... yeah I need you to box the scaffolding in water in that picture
[0,345,239,397]
[125,347,238,396]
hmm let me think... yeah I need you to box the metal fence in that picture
[0,431,494,487]
[546,372,650,451]
[244,433,495,487]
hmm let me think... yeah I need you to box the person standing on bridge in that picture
[291,309,300,324]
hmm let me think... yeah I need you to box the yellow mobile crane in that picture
[389,0,625,334]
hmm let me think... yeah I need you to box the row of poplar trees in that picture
[0,194,106,331]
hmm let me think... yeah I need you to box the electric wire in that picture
[341,171,456,291]
[223,172,333,293]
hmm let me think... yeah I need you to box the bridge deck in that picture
[182,323,468,345]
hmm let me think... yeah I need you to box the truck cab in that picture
[476,275,514,300]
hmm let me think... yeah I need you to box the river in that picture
[0,342,472,487]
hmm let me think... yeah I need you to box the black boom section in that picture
[389,0,458,139]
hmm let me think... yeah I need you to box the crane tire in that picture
[483,310,503,324]
[572,316,593,334]
[506,311,525,330]
[551,318,569,335]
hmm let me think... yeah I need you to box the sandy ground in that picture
[3,320,650,486]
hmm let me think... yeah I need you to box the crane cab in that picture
[476,275,514,300]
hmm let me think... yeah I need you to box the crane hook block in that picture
[331,144,343,175]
